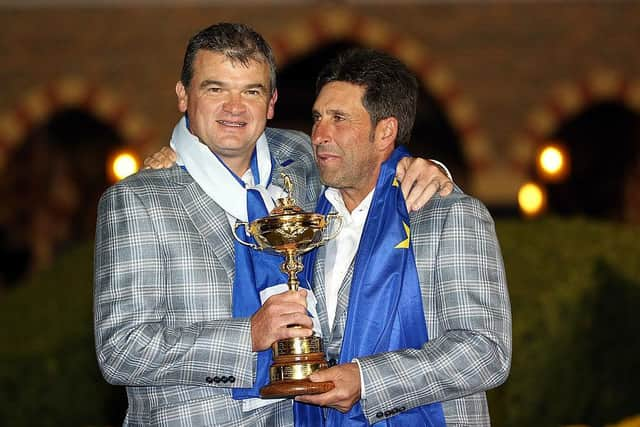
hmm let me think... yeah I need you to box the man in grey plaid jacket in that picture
[94,23,322,426]
[294,49,512,426]
[94,23,451,426]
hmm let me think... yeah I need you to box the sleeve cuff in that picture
[428,159,453,181]
[352,358,366,400]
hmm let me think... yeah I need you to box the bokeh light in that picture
[518,182,546,217]
[537,143,570,182]
[109,151,139,182]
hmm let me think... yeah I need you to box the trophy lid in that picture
[269,174,307,216]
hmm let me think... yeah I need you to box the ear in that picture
[176,81,188,113]
[267,88,278,120]
[374,117,398,153]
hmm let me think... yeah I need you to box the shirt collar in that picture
[324,187,374,222]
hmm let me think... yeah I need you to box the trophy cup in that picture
[233,174,342,398]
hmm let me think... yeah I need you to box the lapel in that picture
[332,260,355,338]
[312,242,356,345]
[173,147,308,289]
[312,245,331,340]
[177,179,236,282]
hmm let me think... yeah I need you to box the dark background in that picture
[0,2,638,426]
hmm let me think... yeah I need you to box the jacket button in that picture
[399,406,406,411]
[384,410,392,417]
[229,376,236,383]
[213,376,221,383]
[328,358,337,367]
[392,408,399,414]
[205,376,214,384]
[221,376,229,383]
[376,412,384,418]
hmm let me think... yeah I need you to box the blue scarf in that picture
[231,152,315,401]
[172,116,318,422]
[232,152,326,427]
[302,147,447,426]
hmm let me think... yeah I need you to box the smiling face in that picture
[176,49,277,175]
[312,81,395,210]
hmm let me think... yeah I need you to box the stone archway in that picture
[0,77,159,285]
[0,77,158,171]
[511,69,640,222]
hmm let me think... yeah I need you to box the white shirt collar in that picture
[324,187,374,220]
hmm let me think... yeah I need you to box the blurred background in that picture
[0,1,638,426]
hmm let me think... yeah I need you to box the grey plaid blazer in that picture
[94,128,322,426]
[313,187,512,426]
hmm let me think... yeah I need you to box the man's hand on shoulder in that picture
[143,146,177,169]
[396,157,454,212]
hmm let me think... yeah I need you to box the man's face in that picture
[312,81,387,201]
[176,50,277,174]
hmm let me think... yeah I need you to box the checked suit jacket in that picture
[313,187,512,426]
[93,128,322,426]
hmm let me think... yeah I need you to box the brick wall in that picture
[1,2,639,203]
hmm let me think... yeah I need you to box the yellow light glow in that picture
[537,143,569,182]
[111,152,139,182]
[518,182,546,217]
[540,146,563,174]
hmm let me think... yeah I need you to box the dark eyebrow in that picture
[199,80,224,89]
[245,83,267,91]
[311,108,351,118]
[199,80,268,93]
[327,109,351,118]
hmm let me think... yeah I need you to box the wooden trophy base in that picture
[260,379,334,399]
[259,339,335,399]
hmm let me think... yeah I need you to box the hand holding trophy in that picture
[233,174,342,398]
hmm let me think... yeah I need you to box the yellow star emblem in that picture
[394,221,410,249]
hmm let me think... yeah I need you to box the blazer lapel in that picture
[178,180,236,282]
[173,154,307,286]
[332,261,355,338]
[312,245,331,341]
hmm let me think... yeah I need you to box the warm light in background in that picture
[109,151,139,182]
[540,146,563,173]
[518,182,546,217]
[537,143,570,182]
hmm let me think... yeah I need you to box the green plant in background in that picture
[581,260,640,424]
[488,218,640,426]
[0,242,126,427]
[0,218,638,426]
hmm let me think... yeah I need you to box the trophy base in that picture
[260,379,334,399]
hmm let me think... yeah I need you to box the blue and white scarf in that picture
[302,147,447,426]
[170,117,320,414]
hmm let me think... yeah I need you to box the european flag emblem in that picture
[395,222,411,249]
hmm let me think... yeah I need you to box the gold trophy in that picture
[233,174,342,398]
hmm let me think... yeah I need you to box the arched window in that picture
[0,108,122,287]
[541,102,639,221]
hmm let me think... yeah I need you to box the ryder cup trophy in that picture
[233,174,342,398]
